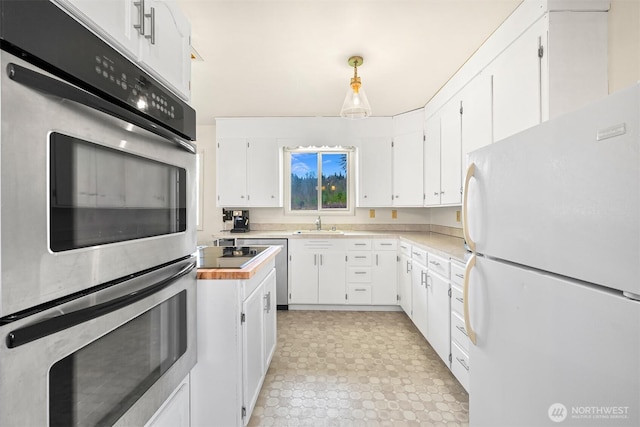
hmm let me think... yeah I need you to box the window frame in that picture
[284,146,355,216]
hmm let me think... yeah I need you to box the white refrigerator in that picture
[463,83,640,426]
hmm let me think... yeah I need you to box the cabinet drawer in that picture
[451,340,470,392]
[373,239,397,251]
[427,253,450,279]
[411,247,428,265]
[346,240,372,251]
[451,261,465,287]
[451,311,470,352]
[451,284,464,316]
[347,285,372,304]
[398,242,412,257]
[347,252,372,266]
[347,267,372,283]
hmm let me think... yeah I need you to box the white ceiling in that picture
[177,0,522,125]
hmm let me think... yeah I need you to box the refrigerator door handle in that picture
[463,163,477,252]
[463,254,478,345]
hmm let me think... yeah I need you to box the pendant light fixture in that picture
[340,55,372,119]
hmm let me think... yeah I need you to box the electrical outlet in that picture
[369,209,375,218]
[392,209,398,219]
[456,210,461,222]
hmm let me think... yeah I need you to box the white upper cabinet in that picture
[216,138,248,207]
[54,0,191,101]
[247,138,282,207]
[489,9,608,143]
[460,71,493,166]
[357,137,393,207]
[423,113,441,206]
[392,110,424,207]
[423,99,462,206]
[138,0,192,100]
[490,16,546,143]
[439,101,462,205]
[216,138,282,208]
[392,131,424,206]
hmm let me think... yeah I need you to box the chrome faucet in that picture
[315,216,322,231]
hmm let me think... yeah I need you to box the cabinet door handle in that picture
[314,254,317,266]
[433,192,439,196]
[264,291,271,313]
[144,6,156,45]
[406,260,411,273]
[320,254,323,266]
[463,254,477,345]
[463,163,477,252]
[133,0,145,35]
[376,254,379,266]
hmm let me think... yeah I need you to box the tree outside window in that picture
[288,149,351,213]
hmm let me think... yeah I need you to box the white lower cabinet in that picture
[426,254,451,366]
[397,242,413,314]
[345,239,398,306]
[450,259,470,392]
[288,239,346,305]
[145,375,190,427]
[191,263,277,427]
[410,248,429,338]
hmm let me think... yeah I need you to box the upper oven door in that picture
[0,51,196,317]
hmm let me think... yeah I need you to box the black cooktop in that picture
[197,246,268,269]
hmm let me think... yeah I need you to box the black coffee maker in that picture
[230,210,250,233]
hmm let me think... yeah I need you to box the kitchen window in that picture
[284,147,354,215]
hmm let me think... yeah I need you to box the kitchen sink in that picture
[292,230,344,235]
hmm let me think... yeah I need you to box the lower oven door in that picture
[0,257,197,427]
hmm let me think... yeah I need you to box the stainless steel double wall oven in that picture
[0,1,197,425]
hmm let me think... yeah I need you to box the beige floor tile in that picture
[249,311,469,427]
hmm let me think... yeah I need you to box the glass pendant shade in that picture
[340,56,372,119]
[340,82,372,118]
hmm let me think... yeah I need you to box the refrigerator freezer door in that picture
[465,84,639,295]
[468,256,640,426]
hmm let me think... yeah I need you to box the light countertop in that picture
[210,229,468,264]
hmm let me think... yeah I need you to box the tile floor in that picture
[249,310,469,427]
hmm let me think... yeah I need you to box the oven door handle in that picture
[6,261,196,349]
[6,62,195,154]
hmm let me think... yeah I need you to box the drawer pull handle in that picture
[455,273,464,279]
[430,260,441,266]
[355,256,367,259]
[354,288,367,292]
[380,243,393,246]
[455,297,464,303]
[456,357,470,371]
[354,271,367,275]
[355,243,367,246]
[456,325,468,337]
